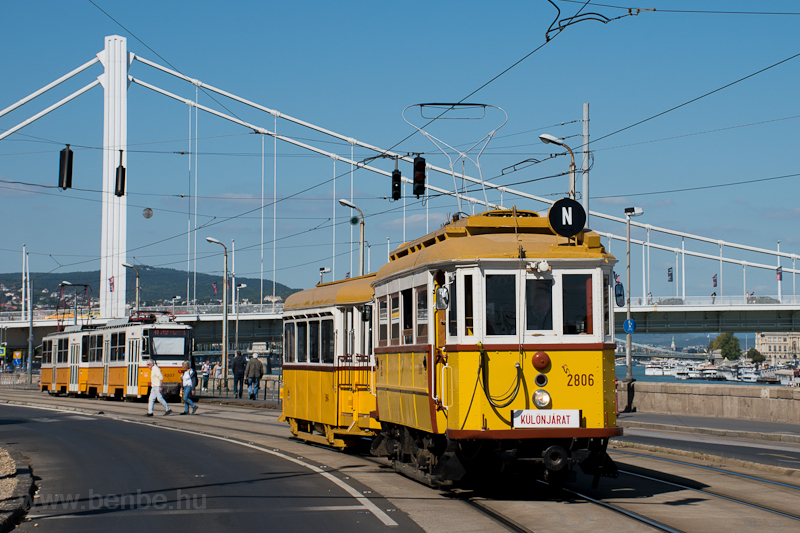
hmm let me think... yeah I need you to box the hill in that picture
[0,267,301,306]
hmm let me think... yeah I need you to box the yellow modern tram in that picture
[40,312,192,399]
[281,208,621,487]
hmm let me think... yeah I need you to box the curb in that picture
[0,399,104,417]
[609,440,800,480]
[618,420,800,445]
[0,446,36,533]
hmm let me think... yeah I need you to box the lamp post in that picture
[539,134,576,200]
[121,263,140,313]
[235,283,246,350]
[207,237,229,388]
[171,295,181,316]
[319,267,331,285]
[624,207,644,382]
[339,199,364,277]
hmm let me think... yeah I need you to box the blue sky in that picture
[1,1,799,302]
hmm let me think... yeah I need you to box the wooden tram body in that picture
[282,209,621,487]
[40,313,192,400]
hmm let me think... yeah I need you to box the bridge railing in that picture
[628,294,800,307]
[0,303,285,323]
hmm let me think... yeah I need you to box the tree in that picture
[746,348,765,363]
[710,332,741,361]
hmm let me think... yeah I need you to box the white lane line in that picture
[6,401,399,526]
[27,506,366,519]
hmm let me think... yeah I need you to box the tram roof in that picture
[375,209,614,281]
[284,273,376,311]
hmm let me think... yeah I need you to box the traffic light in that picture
[58,145,73,190]
[413,157,426,197]
[391,169,401,201]
[114,150,126,197]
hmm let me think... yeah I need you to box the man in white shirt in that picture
[146,359,172,416]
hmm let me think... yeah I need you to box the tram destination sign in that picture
[547,198,586,238]
[512,409,581,428]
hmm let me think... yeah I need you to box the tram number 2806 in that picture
[566,373,595,387]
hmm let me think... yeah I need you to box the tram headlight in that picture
[533,389,551,409]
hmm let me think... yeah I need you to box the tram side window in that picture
[57,338,69,363]
[603,274,611,336]
[448,276,458,337]
[110,332,126,361]
[526,279,553,331]
[81,336,89,363]
[43,340,52,364]
[89,335,102,363]
[390,294,400,345]
[464,275,474,336]
[402,289,413,344]
[321,319,334,363]
[563,274,593,335]
[296,322,308,363]
[283,323,295,363]
[416,287,428,344]
[309,321,320,363]
[378,298,388,347]
[486,274,517,336]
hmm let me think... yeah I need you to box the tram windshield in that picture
[149,329,190,360]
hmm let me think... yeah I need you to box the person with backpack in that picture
[180,361,198,415]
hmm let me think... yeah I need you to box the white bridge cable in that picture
[129,77,501,212]
[0,56,100,119]
[596,231,798,274]
[132,54,794,265]
[0,80,101,142]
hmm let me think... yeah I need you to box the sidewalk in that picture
[617,411,800,444]
[194,394,280,410]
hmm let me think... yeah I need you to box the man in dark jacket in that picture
[245,355,264,400]
[231,351,246,398]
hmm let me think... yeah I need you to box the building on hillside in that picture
[756,333,799,365]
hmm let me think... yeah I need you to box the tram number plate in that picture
[512,409,580,429]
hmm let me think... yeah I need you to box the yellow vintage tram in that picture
[282,208,621,487]
[40,313,191,399]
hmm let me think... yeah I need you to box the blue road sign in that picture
[623,319,637,334]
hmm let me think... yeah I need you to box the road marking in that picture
[5,401,399,526]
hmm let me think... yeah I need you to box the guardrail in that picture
[0,303,284,323]
[196,374,282,402]
[0,373,39,389]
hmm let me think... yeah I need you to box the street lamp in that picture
[539,134,576,200]
[171,295,181,316]
[121,263,140,313]
[207,237,229,389]
[319,267,331,285]
[624,206,644,382]
[235,283,246,350]
[339,199,364,277]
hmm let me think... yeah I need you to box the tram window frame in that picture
[401,289,413,344]
[464,274,475,337]
[57,338,69,363]
[43,340,52,364]
[296,322,308,363]
[525,278,554,332]
[485,273,518,337]
[562,273,593,335]
[283,322,295,363]
[447,274,458,337]
[378,297,388,347]
[89,335,102,363]
[603,273,611,338]
[390,294,400,346]
[81,336,89,363]
[321,319,335,364]
[415,286,428,344]
[309,320,320,363]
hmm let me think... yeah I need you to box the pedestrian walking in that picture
[245,355,264,400]
[231,351,246,398]
[180,361,198,415]
[146,360,171,416]
[213,361,222,391]
[201,360,210,392]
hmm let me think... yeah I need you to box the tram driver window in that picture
[416,287,428,344]
[296,322,308,363]
[526,279,553,331]
[486,275,517,336]
[283,323,295,363]
[563,274,593,335]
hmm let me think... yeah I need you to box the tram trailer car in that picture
[281,209,621,488]
[40,313,193,400]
